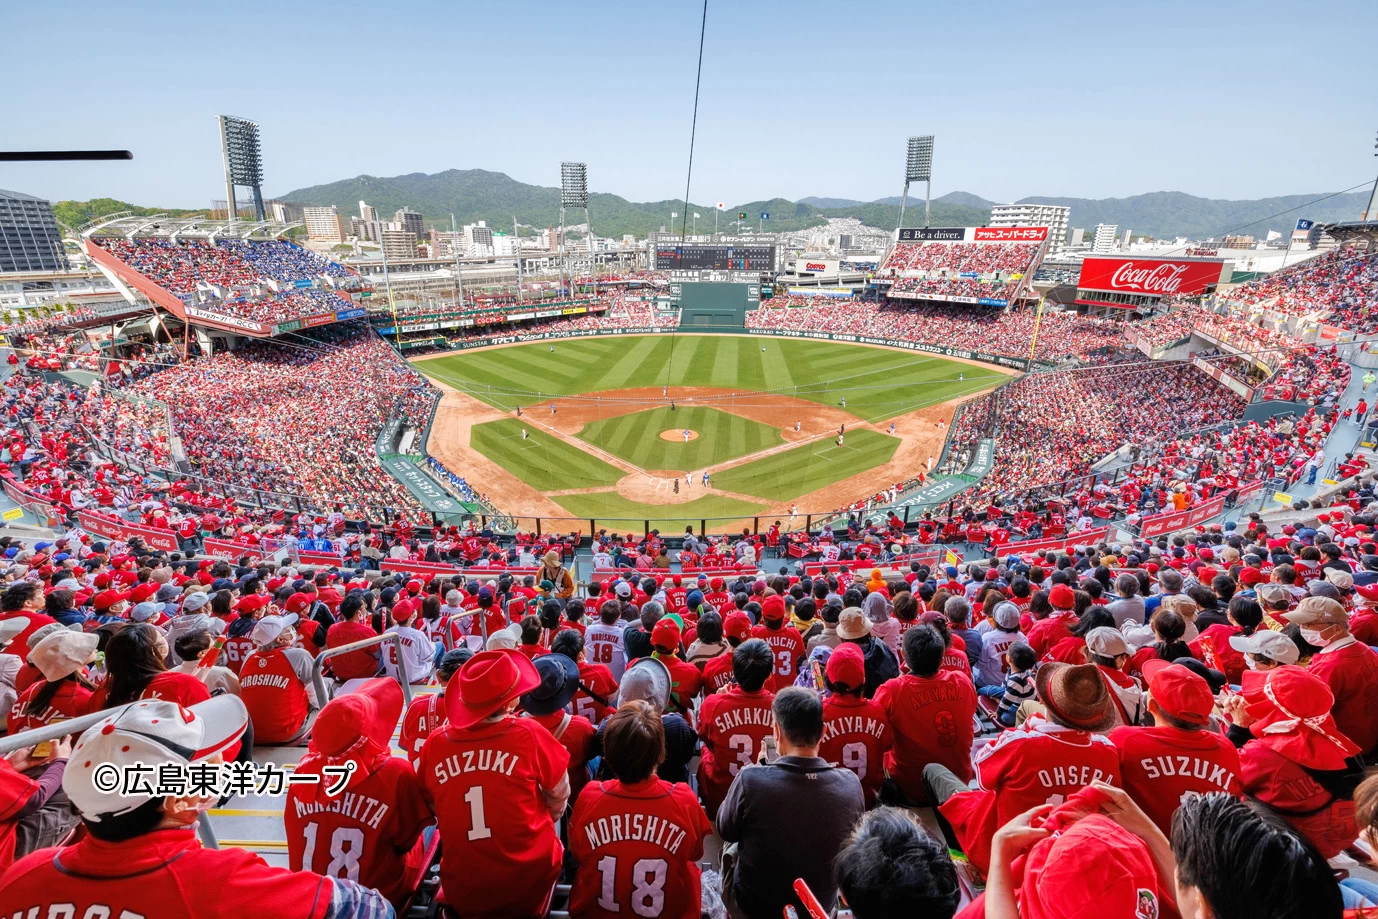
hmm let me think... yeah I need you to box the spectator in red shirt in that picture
[1284,596,1378,757]
[1026,584,1078,658]
[0,582,56,664]
[650,618,702,718]
[325,592,380,681]
[873,624,976,806]
[520,653,597,799]
[550,629,618,726]
[518,615,549,661]
[703,611,754,695]
[751,595,806,691]
[819,644,892,806]
[697,638,775,819]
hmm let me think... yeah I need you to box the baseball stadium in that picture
[2,3,1378,918]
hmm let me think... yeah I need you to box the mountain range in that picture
[54,170,1373,244]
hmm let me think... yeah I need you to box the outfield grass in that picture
[420,334,1003,423]
[551,492,766,529]
[712,428,900,502]
[576,405,784,471]
[470,418,623,490]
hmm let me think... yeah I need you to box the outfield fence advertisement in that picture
[77,509,180,552]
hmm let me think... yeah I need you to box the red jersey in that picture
[573,661,619,726]
[702,654,734,695]
[658,654,703,717]
[8,680,92,734]
[872,671,976,804]
[286,754,432,906]
[240,648,311,745]
[1306,640,1378,755]
[0,611,57,663]
[939,720,1121,874]
[1351,609,1378,646]
[0,829,332,919]
[526,710,597,797]
[1239,740,1356,859]
[819,693,893,806]
[419,716,570,917]
[87,671,212,713]
[326,620,380,680]
[568,778,712,919]
[0,760,36,872]
[696,687,774,817]
[1108,724,1242,835]
[1189,624,1246,685]
[1025,613,1077,658]
[401,692,447,767]
[751,623,806,691]
[222,635,256,674]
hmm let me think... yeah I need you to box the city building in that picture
[1121,228,1133,249]
[464,221,495,257]
[1222,234,1257,249]
[989,203,1071,253]
[269,200,305,224]
[303,206,347,242]
[359,201,377,222]
[1069,228,1086,248]
[0,189,69,273]
[394,207,425,240]
[1092,223,1118,254]
[381,229,418,260]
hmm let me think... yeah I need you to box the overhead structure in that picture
[560,161,591,291]
[896,135,935,232]
[218,115,266,222]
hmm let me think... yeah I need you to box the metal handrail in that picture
[310,632,413,708]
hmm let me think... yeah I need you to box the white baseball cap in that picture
[1229,630,1300,666]
[251,612,298,647]
[65,696,248,820]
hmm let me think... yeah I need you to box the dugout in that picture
[675,282,757,330]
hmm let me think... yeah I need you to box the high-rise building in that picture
[394,207,425,240]
[1070,228,1086,248]
[381,229,418,261]
[0,189,69,273]
[1092,224,1118,254]
[303,206,347,242]
[359,201,377,222]
[1121,228,1133,249]
[270,200,304,224]
[463,221,494,256]
[989,203,1071,253]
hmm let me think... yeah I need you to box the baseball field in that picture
[415,334,1008,529]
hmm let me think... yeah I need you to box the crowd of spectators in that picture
[1126,304,1206,347]
[1222,247,1378,333]
[879,241,1040,276]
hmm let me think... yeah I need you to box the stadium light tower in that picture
[217,116,265,222]
[896,135,934,231]
[561,162,590,292]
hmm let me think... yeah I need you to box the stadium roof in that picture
[80,213,300,241]
[0,189,49,202]
[1321,219,1378,243]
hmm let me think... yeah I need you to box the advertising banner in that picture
[1235,479,1266,503]
[296,549,346,566]
[973,227,1048,242]
[1,479,62,528]
[77,510,180,552]
[996,527,1111,561]
[303,312,337,328]
[1137,495,1227,538]
[335,308,366,321]
[381,559,468,579]
[1077,257,1224,297]
[897,227,965,242]
[203,538,265,563]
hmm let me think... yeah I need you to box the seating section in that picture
[1222,247,1378,333]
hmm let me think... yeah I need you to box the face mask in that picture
[1244,655,1259,670]
[1300,627,1331,648]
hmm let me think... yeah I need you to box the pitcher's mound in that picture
[660,430,699,442]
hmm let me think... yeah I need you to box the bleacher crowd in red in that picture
[1222,247,1378,333]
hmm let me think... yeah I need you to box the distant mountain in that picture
[1013,190,1370,240]
[797,196,866,208]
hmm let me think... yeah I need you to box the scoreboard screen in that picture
[654,244,775,272]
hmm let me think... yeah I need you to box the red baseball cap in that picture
[1020,814,1162,919]
[1048,584,1076,610]
[826,644,866,691]
[405,579,422,595]
[1147,663,1214,726]
[128,583,159,603]
[650,617,681,652]
[236,594,269,614]
[1238,567,1265,587]
[444,650,541,730]
[91,589,130,612]
[723,611,753,641]
[761,595,786,622]
[1357,582,1378,603]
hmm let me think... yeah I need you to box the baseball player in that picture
[570,703,712,919]
[287,679,433,908]
[751,596,806,691]
[418,649,571,917]
[683,429,690,443]
[0,697,391,919]
[697,639,776,819]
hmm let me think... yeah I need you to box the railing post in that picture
[644,519,650,538]
[805,514,813,532]
[753,517,759,536]
[536,517,542,537]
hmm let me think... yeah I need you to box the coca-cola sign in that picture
[1078,257,1223,298]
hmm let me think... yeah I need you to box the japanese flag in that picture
[716,202,724,209]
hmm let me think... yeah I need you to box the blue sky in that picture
[3,0,1374,208]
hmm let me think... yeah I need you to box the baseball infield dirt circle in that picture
[660,430,700,442]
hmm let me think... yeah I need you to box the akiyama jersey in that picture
[1108,724,1242,835]
[569,778,712,919]
[696,688,774,818]
[585,622,628,680]
[750,624,806,691]
[286,755,432,906]
[419,716,570,917]
[819,693,893,807]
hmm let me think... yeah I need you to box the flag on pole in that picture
[671,212,678,218]
[760,212,770,220]
[737,212,747,219]
[716,202,724,210]
[693,213,701,219]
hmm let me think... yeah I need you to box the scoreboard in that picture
[652,244,776,273]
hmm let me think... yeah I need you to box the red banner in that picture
[1138,495,1227,539]
[296,549,345,567]
[1077,257,1223,297]
[996,527,1111,560]
[1,479,62,528]
[973,226,1048,242]
[203,538,265,563]
[382,559,468,579]
[77,510,180,552]
[1235,479,1265,502]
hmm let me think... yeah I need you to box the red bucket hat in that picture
[1241,665,1359,771]
[444,649,541,730]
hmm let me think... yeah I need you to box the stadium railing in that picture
[310,632,413,708]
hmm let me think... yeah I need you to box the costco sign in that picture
[1077,257,1223,297]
